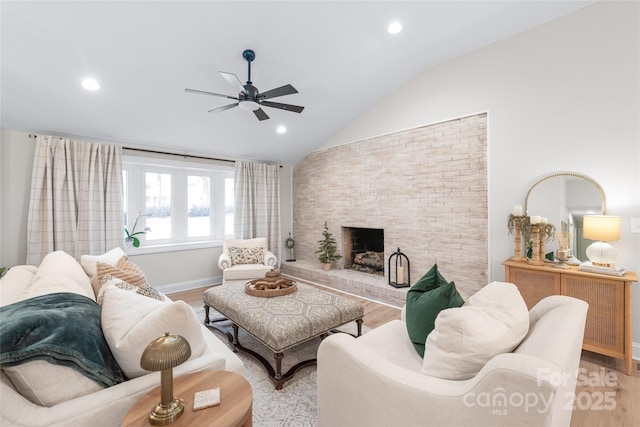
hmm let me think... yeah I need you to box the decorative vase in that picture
[125,237,134,249]
[322,263,331,271]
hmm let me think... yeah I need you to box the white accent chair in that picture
[317,295,588,427]
[218,237,277,281]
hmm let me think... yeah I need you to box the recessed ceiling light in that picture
[277,126,287,134]
[387,21,402,34]
[81,78,100,91]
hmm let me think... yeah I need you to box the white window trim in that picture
[123,154,234,254]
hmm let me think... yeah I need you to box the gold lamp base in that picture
[149,398,185,426]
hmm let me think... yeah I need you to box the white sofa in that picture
[218,237,277,281]
[318,292,588,427]
[0,250,243,427]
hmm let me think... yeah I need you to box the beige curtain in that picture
[26,136,123,265]
[234,161,281,264]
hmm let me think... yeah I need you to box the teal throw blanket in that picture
[0,292,125,387]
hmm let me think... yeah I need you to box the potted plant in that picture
[125,212,152,248]
[315,221,342,270]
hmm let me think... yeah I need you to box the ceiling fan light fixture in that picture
[239,100,260,111]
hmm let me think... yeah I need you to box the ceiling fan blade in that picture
[259,84,298,100]
[253,108,270,121]
[219,72,246,94]
[185,88,237,100]
[260,100,305,113]
[208,103,239,113]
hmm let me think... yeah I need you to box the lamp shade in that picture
[583,215,621,242]
[141,332,191,371]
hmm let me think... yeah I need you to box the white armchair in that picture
[317,295,588,427]
[218,237,277,281]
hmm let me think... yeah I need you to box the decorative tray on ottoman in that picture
[245,270,297,297]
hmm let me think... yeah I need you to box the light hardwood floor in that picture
[170,284,639,426]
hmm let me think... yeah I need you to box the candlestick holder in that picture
[539,230,546,262]
[388,248,410,288]
[509,215,527,262]
[540,223,556,262]
[527,224,544,266]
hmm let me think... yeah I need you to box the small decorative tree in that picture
[315,221,342,269]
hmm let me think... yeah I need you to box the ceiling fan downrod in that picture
[243,49,255,84]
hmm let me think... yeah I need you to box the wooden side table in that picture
[503,259,638,375]
[121,371,252,427]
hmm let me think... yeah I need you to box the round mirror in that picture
[525,172,605,262]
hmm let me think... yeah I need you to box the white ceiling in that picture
[1,1,594,164]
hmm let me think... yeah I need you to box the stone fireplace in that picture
[342,227,384,275]
[284,113,488,304]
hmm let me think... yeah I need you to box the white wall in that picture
[319,1,640,345]
[0,131,33,269]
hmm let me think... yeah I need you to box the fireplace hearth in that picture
[342,227,384,275]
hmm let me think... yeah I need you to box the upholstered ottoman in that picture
[204,279,364,389]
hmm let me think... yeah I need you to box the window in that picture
[146,172,172,240]
[188,175,210,237]
[123,154,234,251]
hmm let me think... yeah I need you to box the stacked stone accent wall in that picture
[292,113,488,298]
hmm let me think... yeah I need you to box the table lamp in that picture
[583,215,621,267]
[140,332,192,425]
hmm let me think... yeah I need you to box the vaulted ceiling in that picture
[1,1,594,164]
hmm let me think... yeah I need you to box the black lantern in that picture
[388,247,410,288]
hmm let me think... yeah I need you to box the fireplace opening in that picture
[342,227,384,275]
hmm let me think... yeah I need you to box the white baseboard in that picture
[156,276,222,295]
[634,341,640,361]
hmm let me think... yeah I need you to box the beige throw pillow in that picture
[229,246,264,265]
[3,360,103,407]
[92,256,148,296]
[80,247,126,278]
[422,281,529,380]
[96,275,164,305]
[100,285,206,379]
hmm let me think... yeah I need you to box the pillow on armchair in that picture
[405,264,465,357]
[422,281,529,380]
[229,246,265,265]
[218,238,278,278]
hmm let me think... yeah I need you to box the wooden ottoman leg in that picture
[232,323,240,352]
[356,318,363,337]
[204,304,210,325]
[274,352,284,390]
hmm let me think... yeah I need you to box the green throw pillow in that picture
[405,264,465,357]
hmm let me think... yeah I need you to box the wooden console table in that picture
[503,260,637,375]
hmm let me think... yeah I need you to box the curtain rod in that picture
[123,147,235,164]
[28,134,235,164]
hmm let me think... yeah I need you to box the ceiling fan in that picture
[185,49,304,121]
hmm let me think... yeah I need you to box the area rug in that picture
[194,306,367,427]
